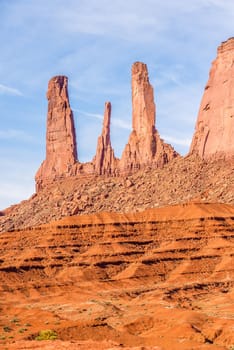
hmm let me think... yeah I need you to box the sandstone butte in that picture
[0,38,234,350]
[35,61,178,190]
[190,37,234,159]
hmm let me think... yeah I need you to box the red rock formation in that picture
[34,63,179,192]
[1,203,234,349]
[35,76,77,191]
[190,37,234,159]
[93,102,117,175]
[120,62,178,172]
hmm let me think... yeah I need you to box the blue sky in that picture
[0,0,233,209]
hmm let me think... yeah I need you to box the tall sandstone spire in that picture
[93,102,116,175]
[190,38,234,159]
[35,63,179,191]
[120,62,178,171]
[35,76,77,191]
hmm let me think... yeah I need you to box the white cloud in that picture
[0,157,37,209]
[112,118,131,130]
[0,183,33,208]
[5,0,233,45]
[161,135,191,147]
[75,109,131,130]
[76,110,103,121]
[0,129,34,142]
[0,0,233,207]
[0,83,22,96]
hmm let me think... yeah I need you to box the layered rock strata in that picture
[0,203,234,348]
[35,76,77,191]
[190,37,234,159]
[120,62,178,171]
[93,102,117,175]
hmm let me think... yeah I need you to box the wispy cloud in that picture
[112,118,131,130]
[161,135,191,147]
[0,129,34,142]
[0,156,37,209]
[0,0,233,208]
[0,83,22,96]
[74,109,131,130]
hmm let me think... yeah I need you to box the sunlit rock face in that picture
[35,76,77,191]
[35,62,178,191]
[190,38,234,159]
[93,102,117,175]
[120,62,178,172]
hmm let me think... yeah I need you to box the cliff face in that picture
[190,37,234,159]
[35,76,77,191]
[120,62,178,171]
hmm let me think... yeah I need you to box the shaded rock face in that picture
[93,102,117,175]
[120,62,178,172]
[35,76,77,191]
[190,37,234,159]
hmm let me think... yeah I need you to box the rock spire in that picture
[93,102,116,175]
[120,62,178,171]
[190,37,234,159]
[35,76,77,191]
[35,63,179,191]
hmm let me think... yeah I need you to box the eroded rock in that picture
[190,37,234,159]
[120,62,178,172]
[35,76,77,190]
[93,102,117,175]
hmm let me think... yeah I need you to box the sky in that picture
[0,0,233,209]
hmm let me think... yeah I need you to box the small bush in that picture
[3,326,12,333]
[10,317,20,324]
[18,328,27,333]
[35,329,57,341]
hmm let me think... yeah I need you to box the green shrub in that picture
[10,317,20,324]
[35,329,57,341]
[3,326,12,333]
[18,328,27,333]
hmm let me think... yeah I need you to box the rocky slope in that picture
[0,37,233,350]
[0,203,233,349]
[1,154,233,232]
[1,39,233,232]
